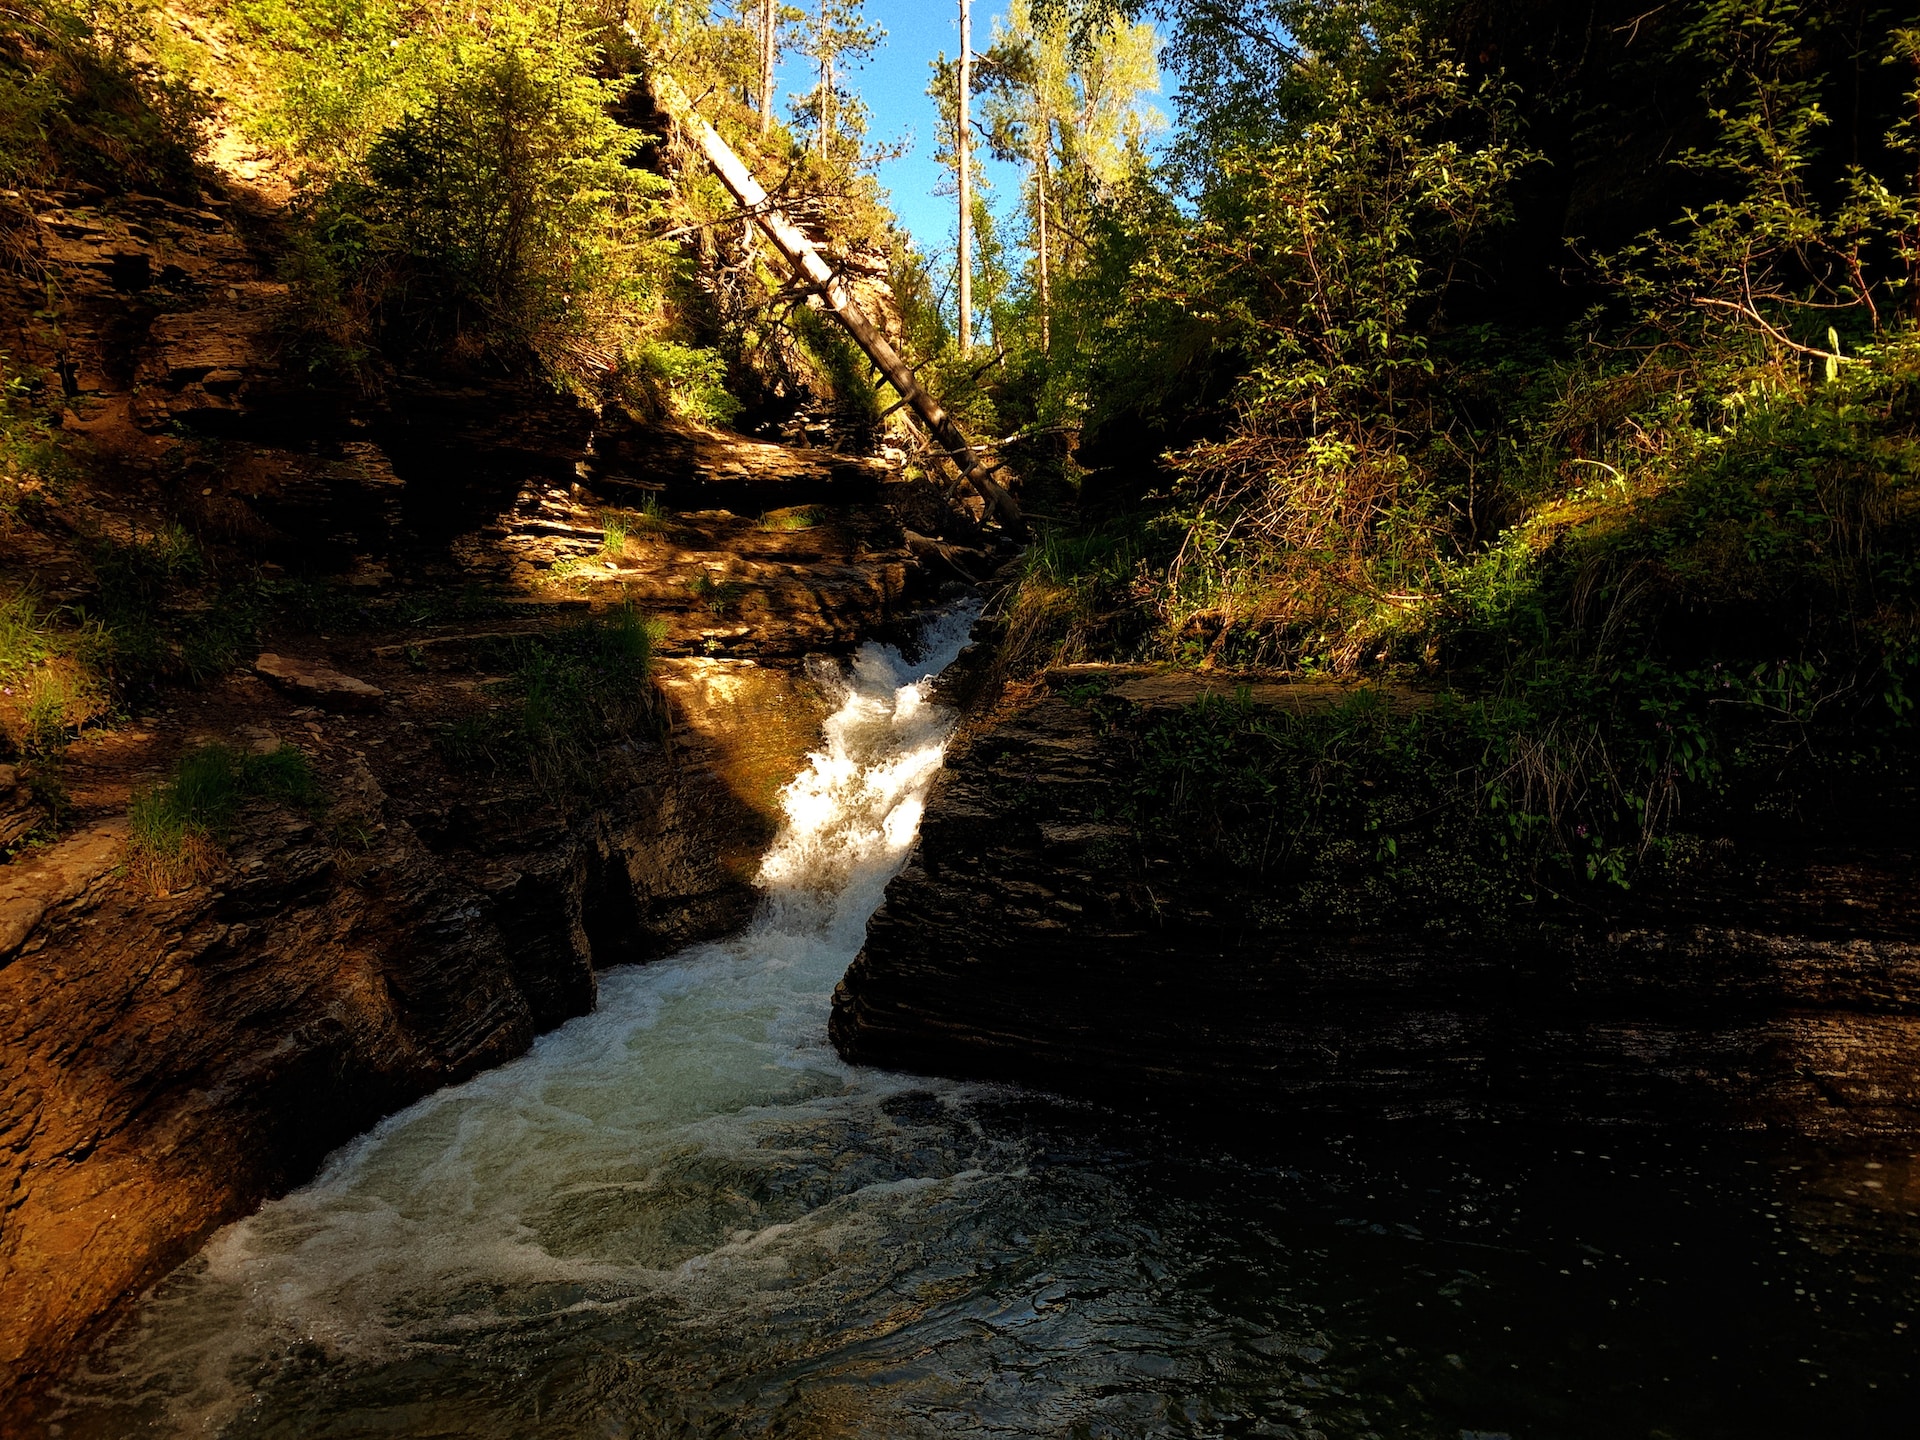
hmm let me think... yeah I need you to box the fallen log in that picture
[649,71,1024,534]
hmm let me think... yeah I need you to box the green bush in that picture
[617,340,742,428]
[237,0,670,385]
[1120,641,1917,928]
[0,0,208,198]
[993,522,1156,675]
[968,0,1920,907]
[791,306,885,436]
[1124,691,1534,932]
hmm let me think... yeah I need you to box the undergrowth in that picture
[0,0,209,201]
[1114,649,1916,930]
[438,603,665,797]
[127,742,322,894]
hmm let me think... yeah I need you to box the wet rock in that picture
[0,144,971,1426]
[834,680,1920,1138]
[0,654,837,1417]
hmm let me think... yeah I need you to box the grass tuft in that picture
[757,506,818,533]
[127,743,323,895]
[437,601,666,796]
[0,590,110,758]
[687,571,747,616]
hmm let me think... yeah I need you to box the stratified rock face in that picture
[832,682,1920,1137]
[0,660,831,1420]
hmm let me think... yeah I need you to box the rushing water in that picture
[55,611,1920,1439]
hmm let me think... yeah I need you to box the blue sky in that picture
[771,1,1028,259]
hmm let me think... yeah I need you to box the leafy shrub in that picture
[1110,17,1535,664]
[616,339,742,428]
[1121,644,1916,929]
[991,522,1156,676]
[238,0,671,385]
[0,0,209,199]
[791,305,884,436]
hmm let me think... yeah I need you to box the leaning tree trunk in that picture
[650,71,1022,532]
[957,0,973,355]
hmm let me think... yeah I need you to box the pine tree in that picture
[793,0,880,164]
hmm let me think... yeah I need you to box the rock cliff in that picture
[1,658,834,1418]
[832,669,1920,1137]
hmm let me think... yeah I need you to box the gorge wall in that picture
[832,668,1920,1138]
[0,626,855,1425]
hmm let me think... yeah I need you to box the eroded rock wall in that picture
[832,677,1920,1137]
[0,658,832,1424]
[0,103,974,1427]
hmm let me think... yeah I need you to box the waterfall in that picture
[56,604,1916,1439]
[63,609,999,1436]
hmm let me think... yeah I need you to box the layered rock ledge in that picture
[831,668,1920,1137]
[0,658,834,1419]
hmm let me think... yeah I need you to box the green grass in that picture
[0,589,56,682]
[127,742,322,892]
[439,601,666,796]
[0,590,109,758]
[992,522,1155,676]
[758,506,818,533]
[85,524,258,687]
[598,495,667,548]
[687,571,747,616]
[619,340,741,427]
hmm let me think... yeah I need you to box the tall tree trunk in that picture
[757,0,775,137]
[817,3,830,156]
[1035,123,1051,355]
[957,0,972,354]
[650,71,1023,532]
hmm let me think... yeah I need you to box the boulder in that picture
[254,653,386,711]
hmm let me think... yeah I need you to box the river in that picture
[52,610,1920,1438]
